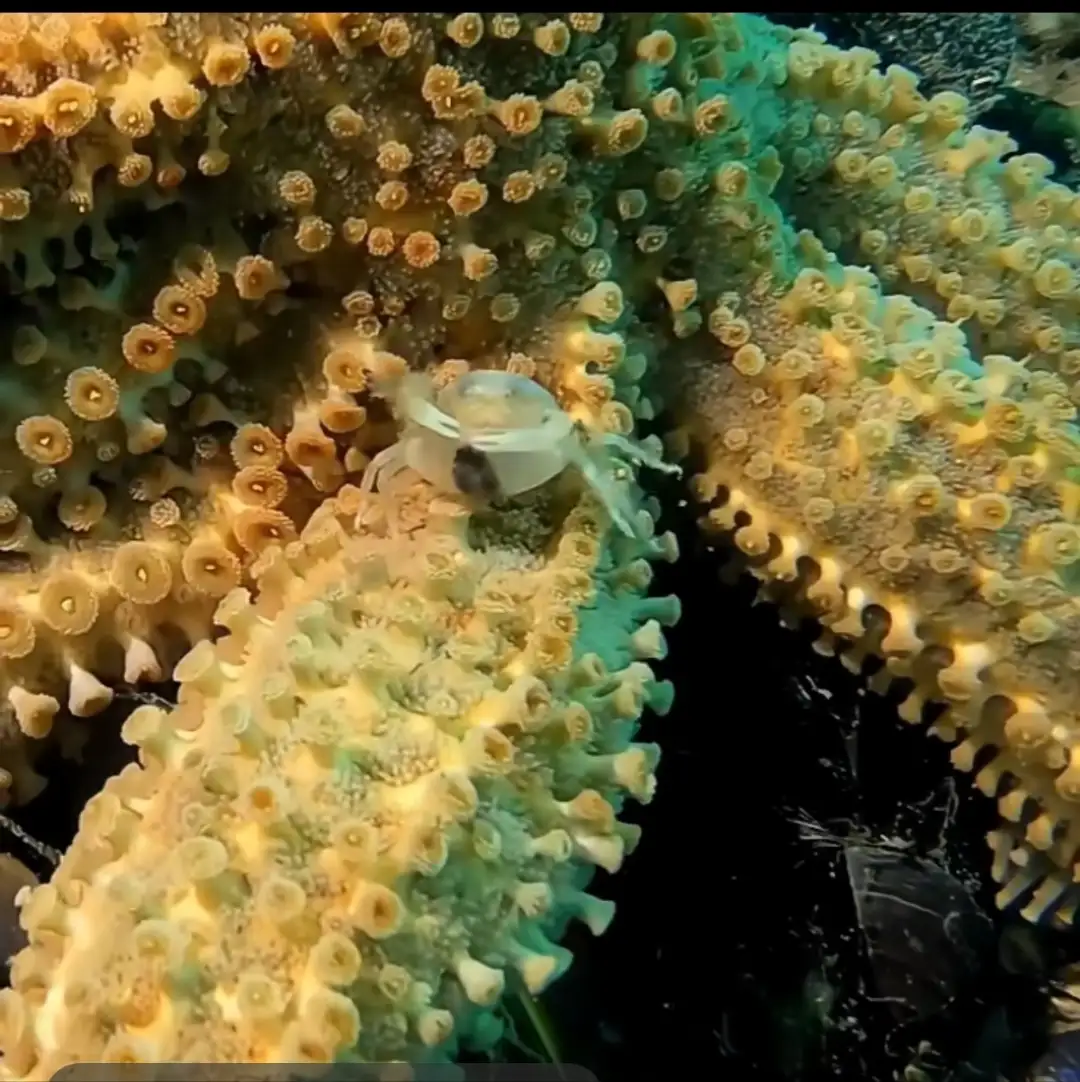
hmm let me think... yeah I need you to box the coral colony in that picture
[0,12,1076,1075]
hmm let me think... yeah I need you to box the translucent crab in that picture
[361,369,680,537]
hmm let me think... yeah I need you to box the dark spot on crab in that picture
[452,444,503,503]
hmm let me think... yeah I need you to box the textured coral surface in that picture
[2,489,675,1072]
[672,16,1080,928]
[0,12,681,1074]
[0,11,663,795]
[4,8,1080,1074]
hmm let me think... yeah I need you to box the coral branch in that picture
[0,489,675,1074]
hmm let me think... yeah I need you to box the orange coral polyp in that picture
[152,285,206,336]
[231,424,284,469]
[182,539,241,597]
[122,323,176,373]
[65,367,120,421]
[38,572,99,636]
[15,416,73,466]
[112,542,174,605]
[42,78,97,137]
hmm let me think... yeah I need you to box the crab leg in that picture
[402,397,462,440]
[360,445,410,494]
[603,433,682,476]
[575,452,640,538]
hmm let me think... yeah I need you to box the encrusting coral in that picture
[3,7,1080,1073]
[0,11,666,803]
[0,486,676,1072]
[664,15,1080,927]
[0,10,685,1074]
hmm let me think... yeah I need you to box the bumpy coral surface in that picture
[666,15,1080,926]
[4,6,1080,1074]
[0,12,661,800]
[0,11,684,1074]
[0,488,675,1074]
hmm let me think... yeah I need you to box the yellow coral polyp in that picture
[172,247,220,298]
[285,422,336,470]
[0,603,35,660]
[152,285,206,336]
[379,16,412,57]
[324,103,365,140]
[235,971,285,1023]
[502,170,537,204]
[731,343,766,376]
[232,507,297,554]
[547,80,594,118]
[637,29,677,65]
[964,493,1012,530]
[296,215,333,253]
[15,415,72,466]
[598,109,648,156]
[232,466,287,509]
[202,41,251,87]
[117,153,152,187]
[38,571,99,636]
[122,323,175,373]
[0,14,28,47]
[160,83,203,121]
[1018,612,1057,645]
[1001,238,1041,274]
[181,538,241,597]
[402,230,441,269]
[64,367,119,422]
[322,348,368,393]
[834,148,868,183]
[1033,258,1075,300]
[1030,523,1080,567]
[898,474,947,517]
[278,169,315,207]
[198,148,230,177]
[148,498,181,529]
[231,424,283,469]
[854,418,895,456]
[111,542,174,605]
[57,487,107,532]
[534,18,570,56]
[789,393,826,428]
[0,187,29,221]
[233,254,283,301]
[447,12,484,48]
[109,96,154,139]
[253,23,295,69]
[374,179,408,212]
[41,78,96,137]
[447,179,487,219]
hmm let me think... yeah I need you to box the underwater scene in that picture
[6,10,1080,1082]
